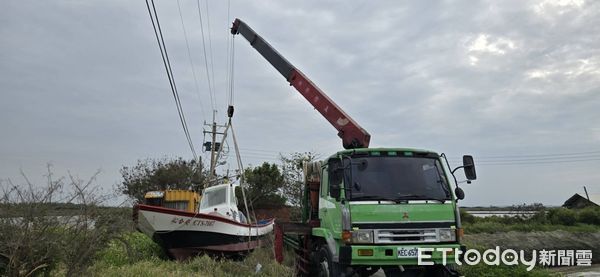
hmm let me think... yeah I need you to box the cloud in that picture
[1,0,599,206]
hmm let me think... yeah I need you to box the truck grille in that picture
[375,228,439,244]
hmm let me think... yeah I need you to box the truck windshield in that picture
[349,156,450,202]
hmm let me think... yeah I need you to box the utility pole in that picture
[203,110,227,185]
[209,117,217,177]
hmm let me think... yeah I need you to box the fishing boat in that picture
[134,181,274,260]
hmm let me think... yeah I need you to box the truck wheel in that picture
[317,245,340,277]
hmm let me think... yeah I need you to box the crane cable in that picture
[228,34,236,106]
[225,0,234,106]
[145,0,198,161]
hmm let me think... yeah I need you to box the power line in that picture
[176,0,207,120]
[196,0,215,111]
[475,150,600,159]
[145,0,198,161]
[448,152,600,166]
[204,0,217,108]
[473,157,600,166]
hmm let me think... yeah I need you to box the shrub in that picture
[460,209,476,224]
[464,221,506,234]
[0,168,123,277]
[95,232,165,267]
[578,207,600,225]
[528,210,548,224]
[547,208,577,226]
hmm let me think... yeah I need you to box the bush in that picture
[548,208,577,226]
[464,221,506,234]
[460,209,476,224]
[578,207,600,225]
[528,210,548,224]
[0,168,123,277]
[95,232,166,267]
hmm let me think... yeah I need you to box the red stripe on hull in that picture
[136,204,274,227]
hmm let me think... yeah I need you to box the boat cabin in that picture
[143,190,200,213]
[200,182,247,223]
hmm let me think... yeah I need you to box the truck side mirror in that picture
[455,187,465,200]
[463,155,477,180]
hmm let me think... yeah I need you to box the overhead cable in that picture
[145,0,198,161]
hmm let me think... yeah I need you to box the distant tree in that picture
[119,157,206,201]
[241,162,286,208]
[280,152,319,207]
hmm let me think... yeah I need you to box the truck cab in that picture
[307,147,475,276]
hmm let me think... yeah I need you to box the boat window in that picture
[200,187,227,208]
[163,201,188,211]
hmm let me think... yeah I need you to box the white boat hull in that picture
[134,204,274,259]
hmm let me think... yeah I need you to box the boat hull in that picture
[134,204,274,260]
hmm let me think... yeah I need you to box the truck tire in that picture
[317,245,341,277]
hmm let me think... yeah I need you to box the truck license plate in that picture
[397,247,419,258]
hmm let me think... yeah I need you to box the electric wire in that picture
[204,0,218,108]
[176,0,207,120]
[448,150,600,166]
[476,150,600,159]
[148,0,197,161]
[196,0,215,111]
[145,0,197,161]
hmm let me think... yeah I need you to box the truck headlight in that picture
[351,230,373,244]
[438,228,456,242]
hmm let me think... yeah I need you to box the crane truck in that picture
[231,18,476,277]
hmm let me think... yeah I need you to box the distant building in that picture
[563,193,600,209]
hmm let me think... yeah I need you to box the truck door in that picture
[320,163,343,238]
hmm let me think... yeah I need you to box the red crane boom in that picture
[231,18,371,149]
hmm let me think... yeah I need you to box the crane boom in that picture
[231,18,371,149]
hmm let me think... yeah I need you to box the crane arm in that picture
[231,18,370,149]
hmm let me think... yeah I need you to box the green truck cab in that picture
[293,147,476,276]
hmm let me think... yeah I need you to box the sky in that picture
[1,0,599,207]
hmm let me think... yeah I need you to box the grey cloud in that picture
[1,0,599,206]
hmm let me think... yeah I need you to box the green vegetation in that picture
[464,221,600,233]
[461,206,600,234]
[0,168,133,277]
[242,162,287,207]
[95,232,166,267]
[86,233,293,277]
[119,157,207,201]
